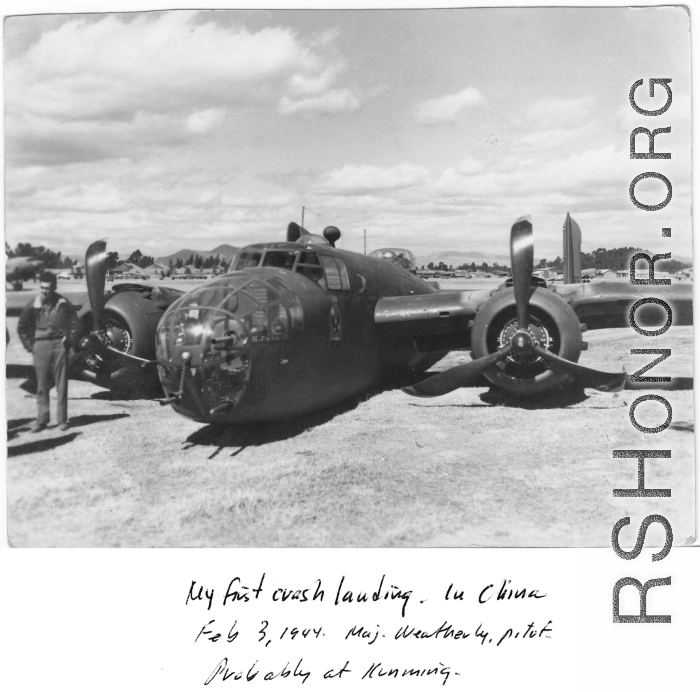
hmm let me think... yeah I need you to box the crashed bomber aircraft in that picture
[68,215,692,424]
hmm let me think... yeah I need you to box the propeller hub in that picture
[104,324,128,352]
[510,329,536,356]
[79,331,108,353]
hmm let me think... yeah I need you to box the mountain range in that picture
[155,244,239,265]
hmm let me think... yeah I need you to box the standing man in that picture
[18,271,79,432]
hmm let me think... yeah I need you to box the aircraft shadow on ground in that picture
[184,367,492,456]
[180,366,694,453]
[405,372,694,411]
[184,385,394,456]
[669,421,694,433]
[626,376,693,391]
[7,432,82,458]
[479,386,591,409]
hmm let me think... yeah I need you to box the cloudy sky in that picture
[4,6,692,262]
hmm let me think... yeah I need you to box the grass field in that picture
[5,290,695,548]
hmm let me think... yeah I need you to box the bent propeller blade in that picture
[532,345,627,392]
[510,215,534,330]
[403,346,512,398]
[86,239,108,332]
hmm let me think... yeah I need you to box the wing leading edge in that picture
[374,290,485,352]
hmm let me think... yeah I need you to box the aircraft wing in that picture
[558,281,693,330]
[374,279,693,353]
[374,290,487,352]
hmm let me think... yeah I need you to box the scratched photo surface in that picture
[4,7,694,547]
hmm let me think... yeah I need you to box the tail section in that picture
[562,212,582,284]
[287,222,309,242]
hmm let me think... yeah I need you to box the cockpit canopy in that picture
[368,248,416,272]
[230,245,351,291]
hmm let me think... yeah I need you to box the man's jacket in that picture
[17,294,80,352]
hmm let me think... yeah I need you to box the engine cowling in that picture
[470,285,583,395]
[74,288,165,391]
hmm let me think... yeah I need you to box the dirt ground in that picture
[4,282,695,548]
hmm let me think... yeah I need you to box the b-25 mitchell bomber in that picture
[68,215,692,424]
[6,256,45,291]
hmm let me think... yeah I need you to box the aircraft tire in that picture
[470,287,583,395]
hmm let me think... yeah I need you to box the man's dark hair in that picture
[39,271,57,289]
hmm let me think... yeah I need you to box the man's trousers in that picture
[33,338,68,425]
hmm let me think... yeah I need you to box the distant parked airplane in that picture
[5,256,45,290]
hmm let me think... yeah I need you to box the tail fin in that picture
[287,222,311,243]
[562,212,582,284]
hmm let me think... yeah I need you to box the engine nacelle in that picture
[470,286,583,395]
[75,288,164,390]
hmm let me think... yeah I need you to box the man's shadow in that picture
[7,432,82,457]
[7,413,129,444]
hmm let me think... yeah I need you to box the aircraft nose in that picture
[155,271,303,420]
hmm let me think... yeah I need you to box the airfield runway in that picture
[5,279,695,548]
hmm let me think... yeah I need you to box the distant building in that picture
[673,269,693,281]
[141,262,170,278]
[109,262,140,277]
[615,269,672,281]
[590,269,615,281]
[172,266,192,279]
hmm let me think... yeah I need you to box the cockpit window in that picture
[262,250,297,270]
[228,246,349,292]
[299,251,320,265]
[295,251,326,289]
[233,250,263,270]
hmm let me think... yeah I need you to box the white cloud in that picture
[25,182,129,213]
[5,12,359,165]
[525,96,594,129]
[414,87,484,125]
[317,163,430,194]
[6,13,322,119]
[431,145,625,204]
[186,109,226,134]
[220,194,294,208]
[5,110,190,167]
[279,89,361,116]
[456,158,483,175]
[286,67,341,96]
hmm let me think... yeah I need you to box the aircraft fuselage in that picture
[155,242,438,424]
